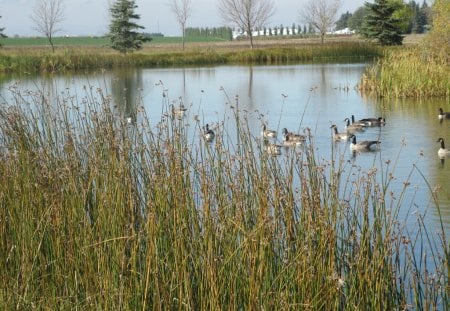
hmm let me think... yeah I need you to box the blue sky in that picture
[0,0,366,37]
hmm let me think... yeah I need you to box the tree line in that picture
[184,27,233,40]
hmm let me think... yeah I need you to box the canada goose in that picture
[203,124,215,142]
[171,104,188,118]
[344,118,365,133]
[358,117,386,126]
[261,124,277,139]
[436,138,450,157]
[265,143,282,156]
[438,108,450,120]
[281,128,306,142]
[351,115,368,127]
[350,135,380,151]
[330,124,350,141]
[283,134,303,147]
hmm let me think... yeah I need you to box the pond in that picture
[1,63,449,239]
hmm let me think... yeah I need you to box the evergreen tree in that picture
[361,0,404,45]
[416,0,430,33]
[109,0,150,53]
[0,16,7,46]
[348,6,367,33]
[335,11,352,30]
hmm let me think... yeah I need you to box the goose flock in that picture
[171,104,450,159]
[261,113,383,156]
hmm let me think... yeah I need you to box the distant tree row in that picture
[185,27,233,40]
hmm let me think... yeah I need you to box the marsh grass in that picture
[359,47,450,98]
[0,42,381,73]
[0,85,448,310]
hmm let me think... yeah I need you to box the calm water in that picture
[1,64,449,238]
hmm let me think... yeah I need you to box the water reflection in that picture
[110,68,144,122]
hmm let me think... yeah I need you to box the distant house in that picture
[328,27,355,35]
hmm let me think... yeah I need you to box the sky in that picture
[0,0,366,37]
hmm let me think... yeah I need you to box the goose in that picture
[436,138,450,157]
[261,124,277,139]
[358,117,386,126]
[203,124,215,142]
[171,104,188,119]
[349,135,380,151]
[265,143,282,156]
[344,118,365,133]
[351,115,368,127]
[438,108,450,120]
[283,134,303,147]
[330,124,350,141]
[281,128,306,143]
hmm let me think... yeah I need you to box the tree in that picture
[335,11,352,30]
[109,0,150,54]
[413,1,430,33]
[348,6,367,33]
[425,0,450,53]
[31,0,64,53]
[391,0,414,34]
[170,0,191,50]
[299,0,341,43]
[218,0,275,49]
[361,0,404,45]
[0,16,6,46]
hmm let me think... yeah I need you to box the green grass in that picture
[359,46,450,98]
[0,41,382,73]
[0,85,447,309]
[0,35,228,47]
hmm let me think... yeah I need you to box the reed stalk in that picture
[359,47,450,98]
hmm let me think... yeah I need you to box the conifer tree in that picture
[109,0,150,53]
[0,16,6,46]
[361,0,404,45]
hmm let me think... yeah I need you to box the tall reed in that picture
[0,84,447,309]
[0,42,381,73]
[359,47,450,98]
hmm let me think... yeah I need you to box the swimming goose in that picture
[265,143,282,155]
[349,135,380,151]
[330,124,350,141]
[283,134,303,147]
[438,108,450,120]
[344,118,365,133]
[436,138,450,157]
[351,115,368,127]
[261,124,277,139]
[171,104,188,119]
[281,128,306,143]
[358,117,386,126]
[203,124,215,142]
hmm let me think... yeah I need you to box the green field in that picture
[0,35,228,47]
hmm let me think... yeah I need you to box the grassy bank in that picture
[0,41,382,73]
[0,86,447,309]
[359,47,450,98]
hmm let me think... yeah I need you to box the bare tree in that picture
[31,0,65,53]
[170,0,191,50]
[218,0,275,49]
[299,0,341,43]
